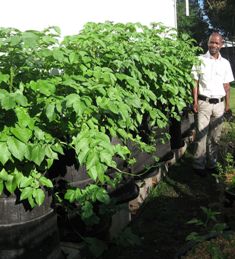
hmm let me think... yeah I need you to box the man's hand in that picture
[193,102,198,113]
[224,109,233,121]
[225,104,230,112]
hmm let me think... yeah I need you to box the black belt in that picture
[198,95,225,104]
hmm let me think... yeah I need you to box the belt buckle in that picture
[209,98,218,104]
[206,97,210,102]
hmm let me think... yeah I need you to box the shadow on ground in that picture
[102,149,235,259]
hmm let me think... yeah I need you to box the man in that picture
[191,32,234,176]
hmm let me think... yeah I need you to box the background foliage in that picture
[177,0,209,49]
[203,0,235,39]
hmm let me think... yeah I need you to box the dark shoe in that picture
[194,168,207,177]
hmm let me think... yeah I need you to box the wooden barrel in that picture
[169,117,184,149]
[0,193,63,259]
[127,126,173,178]
[47,149,94,190]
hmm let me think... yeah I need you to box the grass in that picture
[230,82,235,114]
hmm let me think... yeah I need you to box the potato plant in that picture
[0,23,200,216]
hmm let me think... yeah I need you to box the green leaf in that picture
[25,144,46,166]
[95,132,110,143]
[106,102,119,114]
[28,195,36,208]
[99,140,114,154]
[88,165,98,181]
[86,152,99,170]
[53,49,64,62]
[34,127,45,140]
[0,142,11,165]
[33,188,45,206]
[69,52,78,64]
[11,126,32,143]
[65,94,80,108]
[47,158,54,168]
[76,137,89,152]
[20,187,33,201]
[9,35,21,46]
[22,31,39,48]
[51,26,61,35]
[117,129,128,139]
[1,94,16,110]
[19,177,34,188]
[77,145,90,165]
[64,189,76,203]
[0,169,9,181]
[14,92,28,106]
[100,151,113,166]
[73,100,85,117]
[114,144,130,159]
[46,103,56,122]
[15,107,35,129]
[0,73,9,84]
[7,137,28,161]
[44,145,58,160]
[56,100,62,113]
[96,188,110,204]
[39,176,53,188]
[14,171,24,186]
[30,80,56,96]
[81,201,93,219]
[5,176,17,193]
[51,143,64,154]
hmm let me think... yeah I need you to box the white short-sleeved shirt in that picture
[191,51,234,98]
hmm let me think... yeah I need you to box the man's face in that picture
[208,34,223,56]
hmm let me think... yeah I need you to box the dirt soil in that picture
[102,148,235,259]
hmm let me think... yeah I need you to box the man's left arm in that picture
[223,82,230,112]
[223,61,234,112]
